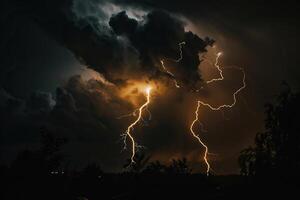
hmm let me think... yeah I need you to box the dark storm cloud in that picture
[0,76,134,170]
[59,3,215,87]
[3,0,213,88]
[114,0,300,19]
[26,92,55,113]
[0,0,85,99]
[109,10,214,87]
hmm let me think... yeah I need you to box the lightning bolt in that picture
[160,41,186,88]
[190,51,246,176]
[206,52,224,84]
[190,101,210,176]
[117,109,139,119]
[122,86,152,164]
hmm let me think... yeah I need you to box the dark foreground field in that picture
[2,171,298,200]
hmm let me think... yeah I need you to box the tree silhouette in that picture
[123,153,151,173]
[238,147,255,176]
[166,158,192,175]
[10,127,67,176]
[239,84,300,176]
[143,160,166,174]
[123,155,192,175]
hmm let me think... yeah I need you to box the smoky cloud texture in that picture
[0,75,135,170]
[36,0,214,88]
[2,0,214,89]
[108,10,214,88]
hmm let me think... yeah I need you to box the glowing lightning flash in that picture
[160,41,186,88]
[190,101,210,176]
[200,52,246,110]
[206,52,224,84]
[190,51,246,176]
[161,60,180,88]
[123,86,152,164]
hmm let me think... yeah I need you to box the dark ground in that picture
[1,170,298,200]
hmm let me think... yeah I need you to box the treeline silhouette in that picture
[1,130,219,200]
[239,83,300,177]
[1,84,299,200]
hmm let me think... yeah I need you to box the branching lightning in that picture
[190,51,246,176]
[190,101,210,176]
[122,86,152,164]
[118,43,246,175]
[160,41,186,88]
[206,52,224,84]
[199,52,246,110]
[117,109,139,119]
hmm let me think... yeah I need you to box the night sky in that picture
[1,0,300,174]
